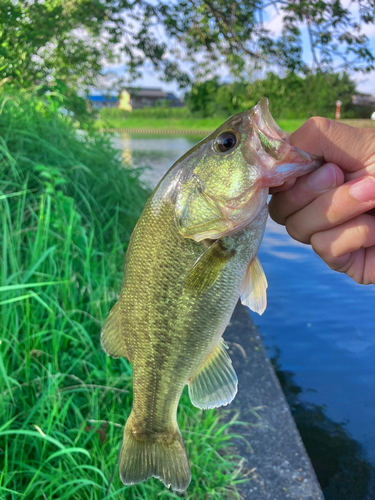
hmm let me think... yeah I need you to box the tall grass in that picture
[0,91,248,499]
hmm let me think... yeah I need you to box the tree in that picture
[0,0,374,91]
[161,0,375,78]
[185,72,360,119]
[0,0,188,90]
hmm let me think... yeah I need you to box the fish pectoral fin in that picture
[101,301,129,360]
[184,240,235,294]
[240,256,268,315]
[188,340,238,409]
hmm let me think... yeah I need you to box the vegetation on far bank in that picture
[97,109,307,134]
[98,72,375,133]
[184,72,367,119]
[0,90,249,499]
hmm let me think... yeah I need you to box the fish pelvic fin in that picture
[119,423,191,493]
[240,256,268,315]
[188,340,238,410]
[101,301,129,360]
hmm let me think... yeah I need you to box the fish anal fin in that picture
[184,240,235,294]
[101,301,129,360]
[188,340,238,409]
[240,256,268,315]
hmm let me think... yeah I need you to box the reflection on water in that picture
[273,352,375,500]
[119,133,133,165]
[113,133,375,495]
[112,133,204,188]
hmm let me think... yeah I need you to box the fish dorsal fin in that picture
[188,340,238,409]
[101,301,129,360]
[240,256,268,315]
[184,240,235,294]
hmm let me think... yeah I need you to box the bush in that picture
[185,72,362,119]
[0,89,150,241]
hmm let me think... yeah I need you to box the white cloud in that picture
[263,7,283,36]
[362,23,375,37]
[355,70,375,95]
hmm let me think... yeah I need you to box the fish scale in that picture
[124,199,263,434]
[100,98,324,492]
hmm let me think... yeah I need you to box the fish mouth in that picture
[248,98,324,187]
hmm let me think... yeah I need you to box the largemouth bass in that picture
[101,98,323,492]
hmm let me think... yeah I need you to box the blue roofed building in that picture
[87,89,184,110]
[88,95,119,109]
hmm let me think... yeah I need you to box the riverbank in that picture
[97,117,304,134]
[97,117,375,135]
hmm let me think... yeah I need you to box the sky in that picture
[263,3,375,95]
[102,4,375,97]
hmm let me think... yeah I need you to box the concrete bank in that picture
[224,303,324,500]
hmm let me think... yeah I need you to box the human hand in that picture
[269,117,375,284]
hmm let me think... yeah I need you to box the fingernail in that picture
[349,177,375,202]
[307,164,337,192]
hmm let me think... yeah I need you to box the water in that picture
[258,221,375,461]
[113,133,375,491]
[111,133,202,187]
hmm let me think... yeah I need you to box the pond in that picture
[113,133,375,494]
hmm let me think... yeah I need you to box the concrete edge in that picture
[223,303,324,500]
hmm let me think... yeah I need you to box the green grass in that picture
[96,107,306,133]
[96,115,306,133]
[97,105,375,134]
[96,116,225,132]
[0,91,250,499]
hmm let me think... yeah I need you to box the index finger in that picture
[289,118,375,173]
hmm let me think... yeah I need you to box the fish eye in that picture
[214,131,239,153]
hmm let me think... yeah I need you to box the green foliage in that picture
[184,78,221,117]
[0,89,149,237]
[185,72,360,119]
[247,72,358,119]
[185,79,249,118]
[0,0,189,90]
[1,0,374,92]
[0,91,248,498]
[162,0,375,78]
[0,0,102,88]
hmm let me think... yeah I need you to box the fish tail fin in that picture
[119,422,191,492]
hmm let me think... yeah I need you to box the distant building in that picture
[87,88,183,110]
[88,95,118,109]
[127,88,167,109]
[352,93,375,107]
[125,88,183,109]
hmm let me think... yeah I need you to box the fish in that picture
[101,98,323,492]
